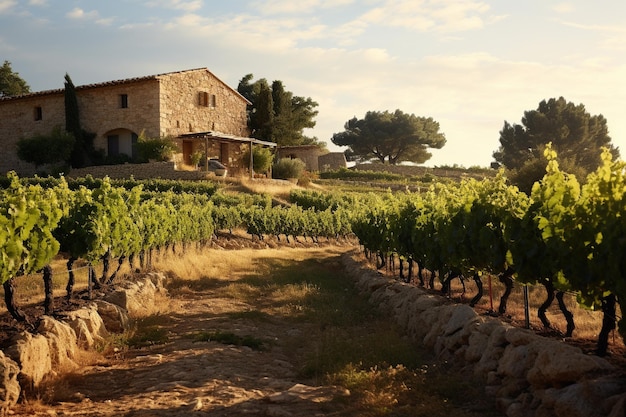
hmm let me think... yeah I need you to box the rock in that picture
[505,327,540,346]
[473,324,508,378]
[105,277,158,314]
[422,305,456,348]
[94,300,130,333]
[5,331,52,389]
[498,344,536,380]
[37,316,78,368]
[0,351,20,410]
[552,378,625,417]
[526,340,614,389]
[62,305,109,349]
[465,329,489,363]
[434,304,480,357]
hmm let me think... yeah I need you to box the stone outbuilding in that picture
[275,145,329,172]
[0,68,275,176]
[318,152,347,172]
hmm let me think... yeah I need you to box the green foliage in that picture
[16,127,75,171]
[241,145,274,173]
[0,61,30,97]
[134,132,178,162]
[237,74,320,146]
[320,167,405,182]
[62,73,98,169]
[0,172,62,284]
[272,157,305,180]
[493,97,618,191]
[331,109,446,165]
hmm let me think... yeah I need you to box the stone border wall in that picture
[66,162,214,180]
[0,273,166,412]
[341,252,626,417]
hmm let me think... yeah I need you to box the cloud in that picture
[0,0,17,13]
[357,0,498,33]
[28,0,47,5]
[66,7,99,20]
[250,0,354,15]
[552,2,574,14]
[145,0,202,12]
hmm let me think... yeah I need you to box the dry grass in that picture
[148,244,502,416]
[238,176,301,200]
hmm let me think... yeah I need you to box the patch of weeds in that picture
[192,330,265,351]
[94,332,130,355]
[127,326,169,348]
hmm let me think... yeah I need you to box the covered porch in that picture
[177,131,277,178]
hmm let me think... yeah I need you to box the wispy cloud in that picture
[66,7,99,20]
[28,0,47,5]
[0,0,17,13]
[145,0,203,12]
[552,2,574,14]
[357,0,500,33]
[250,0,354,15]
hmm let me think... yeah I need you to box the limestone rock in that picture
[94,300,130,333]
[526,340,614,389]
[5,331,52,389]
[37,316,78,368]
[536,378,624,417]
[105,277,158,314]
[0,351,20,410]
[63,305,109,349]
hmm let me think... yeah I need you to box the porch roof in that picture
[179,131,277,148]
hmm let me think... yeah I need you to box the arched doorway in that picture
[104,128,139,159]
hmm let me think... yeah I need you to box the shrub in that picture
[16,126,75,172]
[134,132,178,163]
[272,157,305,180]
[242,146,274,174]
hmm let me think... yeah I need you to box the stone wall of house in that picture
[0,93,66,176]
[158,70,250,138]
[0,69,250,176]
[78,79,162,151]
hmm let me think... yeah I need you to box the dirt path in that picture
[9,244,502,417]
[12,247,357,417]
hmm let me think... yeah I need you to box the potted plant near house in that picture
[190,151,203,170]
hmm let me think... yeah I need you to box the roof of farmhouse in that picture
[0,68,250,104]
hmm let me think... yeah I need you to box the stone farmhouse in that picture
[0,68,275,177]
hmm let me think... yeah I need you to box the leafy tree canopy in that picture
[237,74,321,146]
[331,109,446,165]
[0,61,30,97]
[493,97,619,192]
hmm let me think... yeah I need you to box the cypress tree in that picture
[64,73,85,167]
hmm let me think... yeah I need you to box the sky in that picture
[1,0,625,167]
